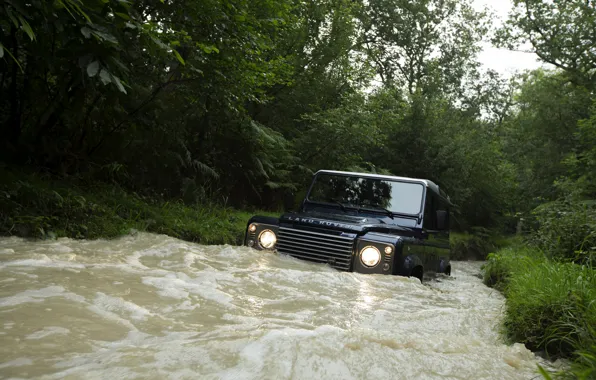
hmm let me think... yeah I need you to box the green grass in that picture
[482,246,545,290]
[483,247,596,379]
[0,167,278,245]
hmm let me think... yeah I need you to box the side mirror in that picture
[436,210,448,230]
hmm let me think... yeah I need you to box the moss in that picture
[0,167,278,245]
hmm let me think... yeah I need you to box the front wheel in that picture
[439,258,451,276]
[410,266,424,282]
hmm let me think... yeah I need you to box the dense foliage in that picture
[0,0,593,229]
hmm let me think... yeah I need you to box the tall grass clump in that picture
[504,262,596,356]
[482,246,545,291]
[484,246,596,379]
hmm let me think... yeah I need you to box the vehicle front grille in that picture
[277,227,354,271]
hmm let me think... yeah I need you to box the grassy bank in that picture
[483,247,596,379]
[0,167,277,245]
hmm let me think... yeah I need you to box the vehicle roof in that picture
[314,170,443,196]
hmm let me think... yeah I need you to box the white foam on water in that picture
[142,271,237,309]
[86,304,138,331]
[124,251,151,270]
[93,292,155,321]
[25,326,71,340]
[0,258,85,270]
[0,286,70,307]
[47,244,74,253]
[0,357,34,369]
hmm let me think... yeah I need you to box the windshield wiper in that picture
[362,205,394,219]
[333,201,347,212]
[330,199,360,213]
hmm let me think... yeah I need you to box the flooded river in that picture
[0,233,548,379]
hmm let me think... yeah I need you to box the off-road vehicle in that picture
[244,170,452,281]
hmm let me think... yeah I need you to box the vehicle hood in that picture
[279,211,416,235]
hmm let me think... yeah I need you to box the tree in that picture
[357,0,487,96]
[496,0,596,90]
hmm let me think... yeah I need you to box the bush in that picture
[531,200,596,264]
[450,229,516,260]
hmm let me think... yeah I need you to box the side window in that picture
[436,196,449,231]
[423,192,450,230]
[423,193,435,229]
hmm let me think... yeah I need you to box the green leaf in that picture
[17,15,35,41]
[99,69,111,85]
[537,365,553,380]
[110,74,127,94]
[6,9,19,28]
[91,30,118,44]
[0,42,23,72]
[108,56,130,74]
[115,12,130,20]
[87,61,100,77]
[150,35,169,50]
[173,50,185,65]
[81,27,91,38]
[198,43,219,54]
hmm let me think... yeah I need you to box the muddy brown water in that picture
[0,233,552,379]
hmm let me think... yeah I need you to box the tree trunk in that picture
[7,26,22,147]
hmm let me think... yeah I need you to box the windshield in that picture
[307,173,425,215]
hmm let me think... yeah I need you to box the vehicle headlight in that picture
[360,246,381,267]
[258,230,277,249]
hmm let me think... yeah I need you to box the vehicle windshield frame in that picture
[304,172,426,217]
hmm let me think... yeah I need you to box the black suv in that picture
[244,170,452,281]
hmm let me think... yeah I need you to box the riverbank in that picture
[0,167,277,245]
[482,246,596,379]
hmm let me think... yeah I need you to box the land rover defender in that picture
[244,170,452,281]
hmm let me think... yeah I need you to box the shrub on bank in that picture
[531,200,596,264]
[450,230,517,260]
[483,248,596,379]
[0,168,273,244]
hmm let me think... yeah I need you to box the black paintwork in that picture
[244,171,452,280]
